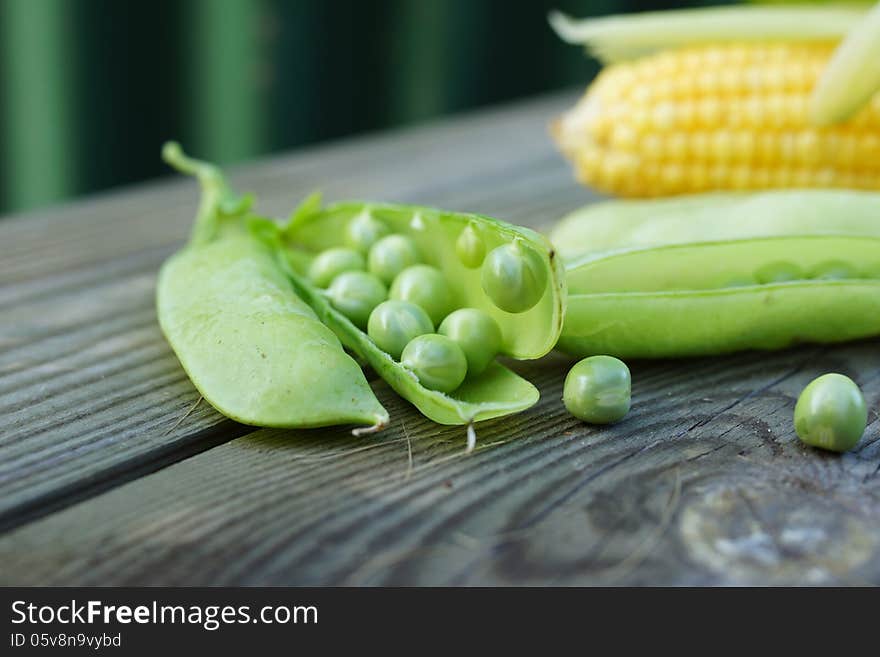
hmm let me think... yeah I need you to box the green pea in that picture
[563,355,631,424]
[401,334,468,393]
[347,210,390,253]
[367,300,434,360]
[811,261,859,280]
[794,373,867,452]
[327,271,387,329]
[368,234,421,284]
[456,223,486,269]
[389,265,454,326]
[308,247,365,288]
[438,308,502,376]
[755,261,803,285]
[481,240,548,313]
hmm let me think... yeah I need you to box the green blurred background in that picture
[0,0,724,215]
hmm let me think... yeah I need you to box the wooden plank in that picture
[4,87,877,584]
[0,92,586,528]
[0,342,877,586]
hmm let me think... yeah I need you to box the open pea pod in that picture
[550,189,880,260]
[157,144,388,430]
[559,235,880,358]
[252,198,566,425]
[285,201,566,358]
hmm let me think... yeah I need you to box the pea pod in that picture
[559,236,880,358]
[285,202,566,358]
[253,199,567,425]
[157,144,388,430]
[550,190,880,358]
[550,190,880,260]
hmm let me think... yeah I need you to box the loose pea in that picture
[456,224,486,269]
[401,334,468,393]
[794,373,867,452]
[368,234,421,284]
[389,265,454,326]
[563,355,631,424]
[347,210,390,253]
[308,247,366,288]
[327,271,387,329]
[481,240,548,313]
[367,300,434,360]
[438,308,502,376]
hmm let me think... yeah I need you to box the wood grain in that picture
[0,92,586,529]
[0,343,877,585]
[2,88,878,585]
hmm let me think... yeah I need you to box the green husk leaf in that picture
[549,5,865,64]
[810,1,880,125]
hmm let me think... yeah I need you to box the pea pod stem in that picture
[158,144,389,430]
[162,141,250,246]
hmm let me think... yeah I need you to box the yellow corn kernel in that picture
[552,41,880,197]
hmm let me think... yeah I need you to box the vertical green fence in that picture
[0,0,714,215]
[1,0,74,210]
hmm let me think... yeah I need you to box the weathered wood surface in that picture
[1,91,878,585]
[0,92,583,529]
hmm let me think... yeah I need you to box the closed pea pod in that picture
[257,200,566,425]
[156,144,388,430]
[551,191,880,359]
[559,236,880,358]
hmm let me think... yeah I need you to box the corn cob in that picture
[552,42,880,197]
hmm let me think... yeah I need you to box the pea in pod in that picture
[551,191,880,359]
[252,198,567,425]
[157,144,388,430]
